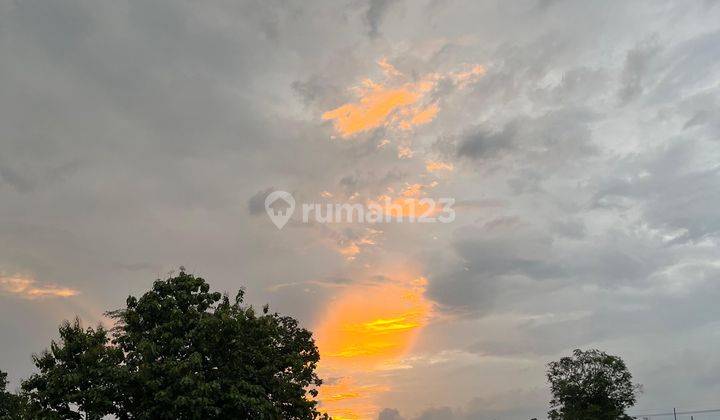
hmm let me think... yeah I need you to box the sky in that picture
[1,1,720,419]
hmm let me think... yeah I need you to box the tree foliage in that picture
[21,319,125,419]
[0,370,22,419]
[10,270,327,419]
[109,271,325,419]
[547,349,640,420]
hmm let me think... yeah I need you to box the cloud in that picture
[364,0,400,39]
[595,140,720,242]
[0,274,79,299]
[378,408,404,420]
[2,1,720,418]
[247,187,277,215]
[425,160,454,173]
[618,39,660,104]
[456,125,516,160]
[380,386,548,420]
[322,60,484,138]
[414,407,455,420]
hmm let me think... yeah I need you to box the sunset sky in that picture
[2,1,720,419]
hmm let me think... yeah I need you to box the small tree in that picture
[547,349,640,420]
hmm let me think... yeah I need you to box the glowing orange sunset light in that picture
[425,160,454,172]
[315,58,483,419]
[322,60,485,139]
[0,274,80,299]
[322,83,421,137]
[315,272,432,419]
[316,277,430,368]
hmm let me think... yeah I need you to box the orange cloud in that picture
[322,60,485,138]
[336,228,382,261]
[315,274,430,364]
[322,80,423,137]
[377,57,402,78]
[365,191,442,221]
[398,103,439,130]
[400,181,438,198]
[361,182,441,221]
[0,274,79,299]
[318,377,390,420]
[397,144,414,159]
[451,64,486,87]
[426,160,454,172]
[315,272,432,419]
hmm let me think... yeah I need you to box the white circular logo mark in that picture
[264,190,295,230]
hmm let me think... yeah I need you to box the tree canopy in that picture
[0,370,22,420]
[547,348,641,420]
[13,271,327,419]
[21,319,125,419]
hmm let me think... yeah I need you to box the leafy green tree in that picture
[21,319,125,420]
[16,271,327,419]
[547,348,641,420]
[0,370,22,419]
[109,271,326,419]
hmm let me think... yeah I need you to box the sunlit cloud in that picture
[352,182,441,222]
[318,376,390,420]
[400,181,438,198]
[425,160,454,172]
[337,228,381,260]
[397,144,414,159]
[398,103,439,131]
[0,274,80,299]
[317,277,431,367]
[450,64,486,87]
[322,60,485,138]
[315,271,432,419]
[377,57,402,78]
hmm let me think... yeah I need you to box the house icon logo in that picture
[264,190,295,230]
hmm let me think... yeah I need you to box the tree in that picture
[0,370,22,419]
[21,319,125,419]
[547,348,641,420]
[109,270,326,419]
[17,270,327,419]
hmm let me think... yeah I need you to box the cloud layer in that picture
[1,1,719,419]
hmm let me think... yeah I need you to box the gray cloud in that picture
[247,188,276,215]
[2,1,720,419]
[378,408,404,420]
[365,0,400,38]
[618,39,660,104]
[456,125,517,160]
[595,140,720,242]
